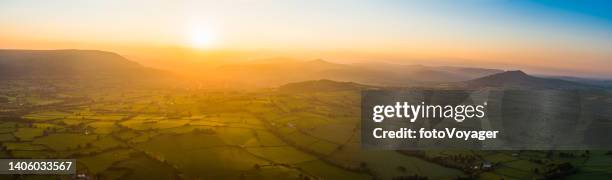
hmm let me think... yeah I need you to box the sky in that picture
[1,0,611,78]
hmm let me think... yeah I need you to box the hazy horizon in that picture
[1,0,611,78]
[2,2,612,179]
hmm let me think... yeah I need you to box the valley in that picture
[0,50,611,179]
[1,78,611,179]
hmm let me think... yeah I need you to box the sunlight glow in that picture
[188,26,216,49]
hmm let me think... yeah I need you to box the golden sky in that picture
[1,0,611,77]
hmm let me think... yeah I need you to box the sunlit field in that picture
[1,78,611,179]
[1,0,612,179]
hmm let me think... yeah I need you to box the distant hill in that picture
[465,70,598,89]
[207,58,349,86]
[280,71,604,94]
[545,76,612,89]
[351,63,503,82]
[279,79,373,92]
[205,58,503,87]
[0,49,161,79]
[437,66,504,79]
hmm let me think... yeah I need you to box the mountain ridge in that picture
[0,49,160,79]
[465,70,599,89]
[206,58,505,87]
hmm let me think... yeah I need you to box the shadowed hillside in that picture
[0,49,162,79]
[279,79,374,92]
[465,70,599,89]
[205,58,503,87]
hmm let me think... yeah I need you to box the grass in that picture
[0,122,17,129]
[352,151,464,179]
[2,86,610,179]
[216,127,259,146]
[240,165,304,179]
[189,120,225,127]
[308,122,356,144]
[22,111,70,121]
[120,119,156,130]
[151,119,190,129]
[135,133,268,178]
[116,131,139,141]
[129,131,158,144]
[567,151,612,179]
[3,142,48,151]
[136,134,226,153]
[10,151,51,158]
[0,133,16,141]
[309,140,340,155]
[294,160,370,180]
[88,121,117,134]
[0,128,15,133]
[483,152,517,163]
[93,135,125,150]
[32,123,62,130]
[25,97,63,106]
[13,127,45,141]
[32,133,98,151]
[79,149,134,174]
[61,118,88,126]
[109,153,177,180]
[249,130,286,147]
[246,146,317,164]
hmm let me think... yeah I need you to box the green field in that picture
[0,80,610,179]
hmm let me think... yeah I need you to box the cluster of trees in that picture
[558,151,590,158]
[0,96,8,103]
[399,150,481,173]
[193,128,215,134]
[543,162,576,179]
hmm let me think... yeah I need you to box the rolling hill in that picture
[464,70,599,89]
[546,76,612,89]
[0,49,161,79]
[204,58,504,87]
[278,70,607,97]
[279,79,374,93]
[3,49,604,91]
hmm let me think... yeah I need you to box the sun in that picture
[188,27,215,49]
